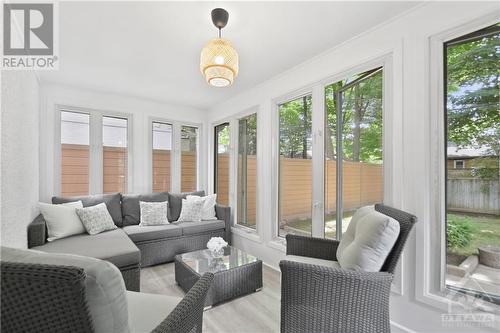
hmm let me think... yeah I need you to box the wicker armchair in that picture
[0,261,214,333]
[280,204,417,333]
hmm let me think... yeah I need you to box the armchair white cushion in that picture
[336,206,400,272]
[285,255,341,269]
[1,247,130,333]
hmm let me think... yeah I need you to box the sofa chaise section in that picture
[32,228,141,291]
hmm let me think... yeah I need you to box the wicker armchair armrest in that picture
[279,260,393,333]
[28,214,47,248]
[285,234,339,260]
[152,272,214,333]
[215,204,231,245]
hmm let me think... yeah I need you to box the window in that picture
[214,123,230,205]
[237,113,257,229]
[152,122,173,192]
[103,116,128,193]
[325,68,384,239]
[453,160,465,169]
[60,111,90,196]
[278,95,312,237]
[444,24,499,302]
[181,125,198,192]
[58,109,131,196]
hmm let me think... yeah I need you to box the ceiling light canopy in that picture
[200,8,239,88]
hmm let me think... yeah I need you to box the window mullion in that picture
[311,84,325,238]
[171,123,181,193]
[90,112,103,194]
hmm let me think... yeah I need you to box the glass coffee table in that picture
[174,246,263,308]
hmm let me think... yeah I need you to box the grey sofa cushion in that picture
[168,191,205,222]
[123,224,182,243]
[175,220,225,236]
[52,193,123,227]
[33,229,140,269]
[121,192,169,226]
[2,246,130,333]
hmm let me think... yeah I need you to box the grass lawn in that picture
[447,213,500,260]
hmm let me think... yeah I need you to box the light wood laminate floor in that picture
[141,262,281,333]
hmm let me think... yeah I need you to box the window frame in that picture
[214,122,230,204]
[423,14,499,311]
[453,160,465,169]
[275,90,314,239]
[236,112,258,231]
[148,118,175,193]
[55,105,133,196]
[179,124,201,192]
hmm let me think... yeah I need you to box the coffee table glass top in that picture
[176,246,259,274]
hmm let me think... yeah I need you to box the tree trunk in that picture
[352,84,362,162]
[302,96,308,159]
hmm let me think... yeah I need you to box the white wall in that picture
[1,71,40,249]
[206,2,499,332]
[39,83,208,202]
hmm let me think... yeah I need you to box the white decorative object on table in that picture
[207,237,228,257]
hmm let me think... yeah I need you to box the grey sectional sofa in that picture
[27,191,231,292]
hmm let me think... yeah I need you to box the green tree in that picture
[446,26,500,155]
[325,71,383,164]
[279,95,312,158]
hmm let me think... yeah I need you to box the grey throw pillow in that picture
[177,198,204,222]
[76,203,117,235]
[139,201,169,226]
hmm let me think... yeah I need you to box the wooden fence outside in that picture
[215,154,383,222]
[61,147,384,221]
[447,179,499,215]
[61,144,127,196]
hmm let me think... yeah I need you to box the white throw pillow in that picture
[139,201,169,226]
[39,201,85,241]
[177,198,204,222]
[76,203,117,235]
[336,206,400,272]
[186,194,217,220]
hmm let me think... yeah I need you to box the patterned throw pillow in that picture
[177,198,204,222]
[76,203,117,235]
[139,201,169,226]
[186,194,217,220]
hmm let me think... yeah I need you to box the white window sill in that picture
[268,238,286,252]
[231,226,262,243]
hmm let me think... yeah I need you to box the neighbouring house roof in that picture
[447,146,496,159]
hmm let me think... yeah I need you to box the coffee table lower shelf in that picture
[174,255,263,307]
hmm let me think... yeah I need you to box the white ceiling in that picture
[40,1,421,109]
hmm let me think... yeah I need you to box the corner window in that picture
[214,123,230,205]
[237,113,257,229]
[444,23,499,303]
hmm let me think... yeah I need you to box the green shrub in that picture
[447,218,473,249]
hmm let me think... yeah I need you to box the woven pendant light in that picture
[200,8,239,87]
